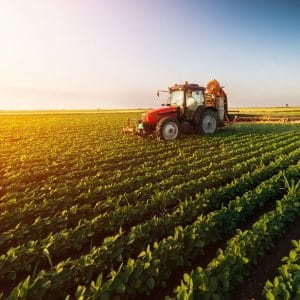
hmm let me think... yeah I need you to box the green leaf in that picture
[153,241,159,249]
[144,262,151,269]
[194,239,205,248]
[116,283,126,294]
[273,277,279,287]
[43,248,53,268]
[138,251,146,258]
[289,250,297,260]
[134,279,142,289]
[235,274,244,283]
[42,280,51,290]
[242,257,249,264]
[134,262,143,279]
[209,277,217,293]
[212,294,222,300]
[96,273,103,288]
[291,239,299,249]
[111,246,124,259]
[146,277,155,290]
[75,285,86,300]
[265,291,276,300]
[183,273,190,284]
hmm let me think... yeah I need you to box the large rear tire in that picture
[156,117,181,140]
[199,110,218,134]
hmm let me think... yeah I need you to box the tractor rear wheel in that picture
[156,117,181,140]
[199,110,218,134]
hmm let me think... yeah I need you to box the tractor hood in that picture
[142,106,178,124]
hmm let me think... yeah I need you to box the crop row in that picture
[168,178,300,299]
[263,239,300,299]
[2,127,296,210]
[1,134,297,254]
[0,132,257,213]
[1,128,257,203]
[73,162,300,300]
[1,129,288,219]
[1,132,299,249]
[0,141,299,285]
[7,159,300,299]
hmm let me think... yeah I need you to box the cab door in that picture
[192,90,204,106]
[186,90,204,120]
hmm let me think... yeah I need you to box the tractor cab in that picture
[168,82,206,121]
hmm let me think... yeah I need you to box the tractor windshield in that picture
[170,90,184,107]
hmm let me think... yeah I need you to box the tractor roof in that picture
[169,82,205,92]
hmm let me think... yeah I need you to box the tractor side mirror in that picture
[156,91,160,98]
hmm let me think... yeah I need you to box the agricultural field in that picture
[230,106,300,117]
[0,111,300,299]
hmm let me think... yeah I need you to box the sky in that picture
[0,0,299,110]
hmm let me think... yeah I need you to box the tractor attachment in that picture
[231,113,300,123]
[122,118,147,136]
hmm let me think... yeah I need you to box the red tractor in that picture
[123,80,228,140]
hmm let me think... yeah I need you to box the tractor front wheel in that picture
[156,117,181,140]
[199,110,218,134]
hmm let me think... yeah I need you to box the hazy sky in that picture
[0,0,299,110]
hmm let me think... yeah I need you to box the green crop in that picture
[0,112,299,299]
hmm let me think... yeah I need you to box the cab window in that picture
[192,91,204,105]
[170,91,184,106]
